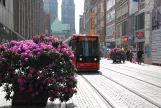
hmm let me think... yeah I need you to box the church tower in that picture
[61,0,76,34]
[49,0,58,24]
[44,0,58,24]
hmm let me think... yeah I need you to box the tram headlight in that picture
[79,58,82,61]
[94,58,97,61]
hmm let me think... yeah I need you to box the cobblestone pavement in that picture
[0,76,107,108]
[101,60,161,87]
[100,59,161,107]
[83,74,158,108]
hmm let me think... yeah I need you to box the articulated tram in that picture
[69,34,100,71]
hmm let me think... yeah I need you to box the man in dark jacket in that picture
[137,49,144,65]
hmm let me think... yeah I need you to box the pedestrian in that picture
[129,50,133,62]
[137,49,144,65]
[126,50,130,61]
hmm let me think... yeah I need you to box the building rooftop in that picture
[51,17,70,35]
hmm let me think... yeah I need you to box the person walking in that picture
[129,50,133,63]
[126,50,130,61]
[137,49,144,65]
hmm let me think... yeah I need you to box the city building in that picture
[84,0,106,50]
[84,0,92,34]
[134,0,145,51]
[79,15,84,34]
[0,0,26,42]
[128,0,139,49]
[44,0,58,25]
[105,0,116,48]
[13,0,43,39]
[115,0,129,49]
[94,0,106,50]
[39,0,45,34]
[44,12,51,35]
[61,0,75,34]
[152,0,161,65]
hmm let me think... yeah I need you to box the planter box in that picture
[12,81,48,107]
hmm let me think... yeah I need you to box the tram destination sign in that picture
[79,37,97,41]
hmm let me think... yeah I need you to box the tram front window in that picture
[76,40,99,56]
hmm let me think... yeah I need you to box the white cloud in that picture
[58,0,84,34]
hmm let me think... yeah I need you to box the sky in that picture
[58,0,84,33]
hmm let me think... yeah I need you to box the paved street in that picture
[0,59,161,108]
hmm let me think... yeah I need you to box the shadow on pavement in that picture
[0,103,76,108]
[78,71,101,75]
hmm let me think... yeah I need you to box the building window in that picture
[122,20,127,36]
[116,24,120,38]
[106,10,115,23]
[106,24,115,37]
[107,0,115,11]
[135,12,145,30]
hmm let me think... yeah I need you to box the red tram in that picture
[69,34,100,71]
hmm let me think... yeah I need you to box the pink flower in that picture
[52,78,56,82]
[59,76,63,80]
[37,52,41,55]
[48,79,52,83]
[25,58,28,62]
[27,74,33,79]
[19,87,24,91]
[53,85,57,89]
[55,92,60,97]
[71,76,76,81]
[42,80,47,85]
[30,67,37,73]
[65,88,68,92]
[36,72,41,76]
[17,78,23,85]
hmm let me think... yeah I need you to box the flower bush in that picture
[109,48,124,59]
[0,35,77,102]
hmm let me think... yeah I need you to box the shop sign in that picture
[90,12,95,34]
[136,32,144,38]
[122,36,128,42]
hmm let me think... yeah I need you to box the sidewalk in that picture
[0,76,106,108]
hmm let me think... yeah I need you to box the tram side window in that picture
[91,41,99,56]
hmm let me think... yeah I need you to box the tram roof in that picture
[72,34,99,37]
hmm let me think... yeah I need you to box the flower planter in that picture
[0,35,77,104]
[12,82,48,107]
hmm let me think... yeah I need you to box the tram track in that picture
[80,74,114,108]
[101,61,161,79]
[97,66,161,107]
[101,60,161,74]
[80,73,160,108]
[100,63,161,88]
